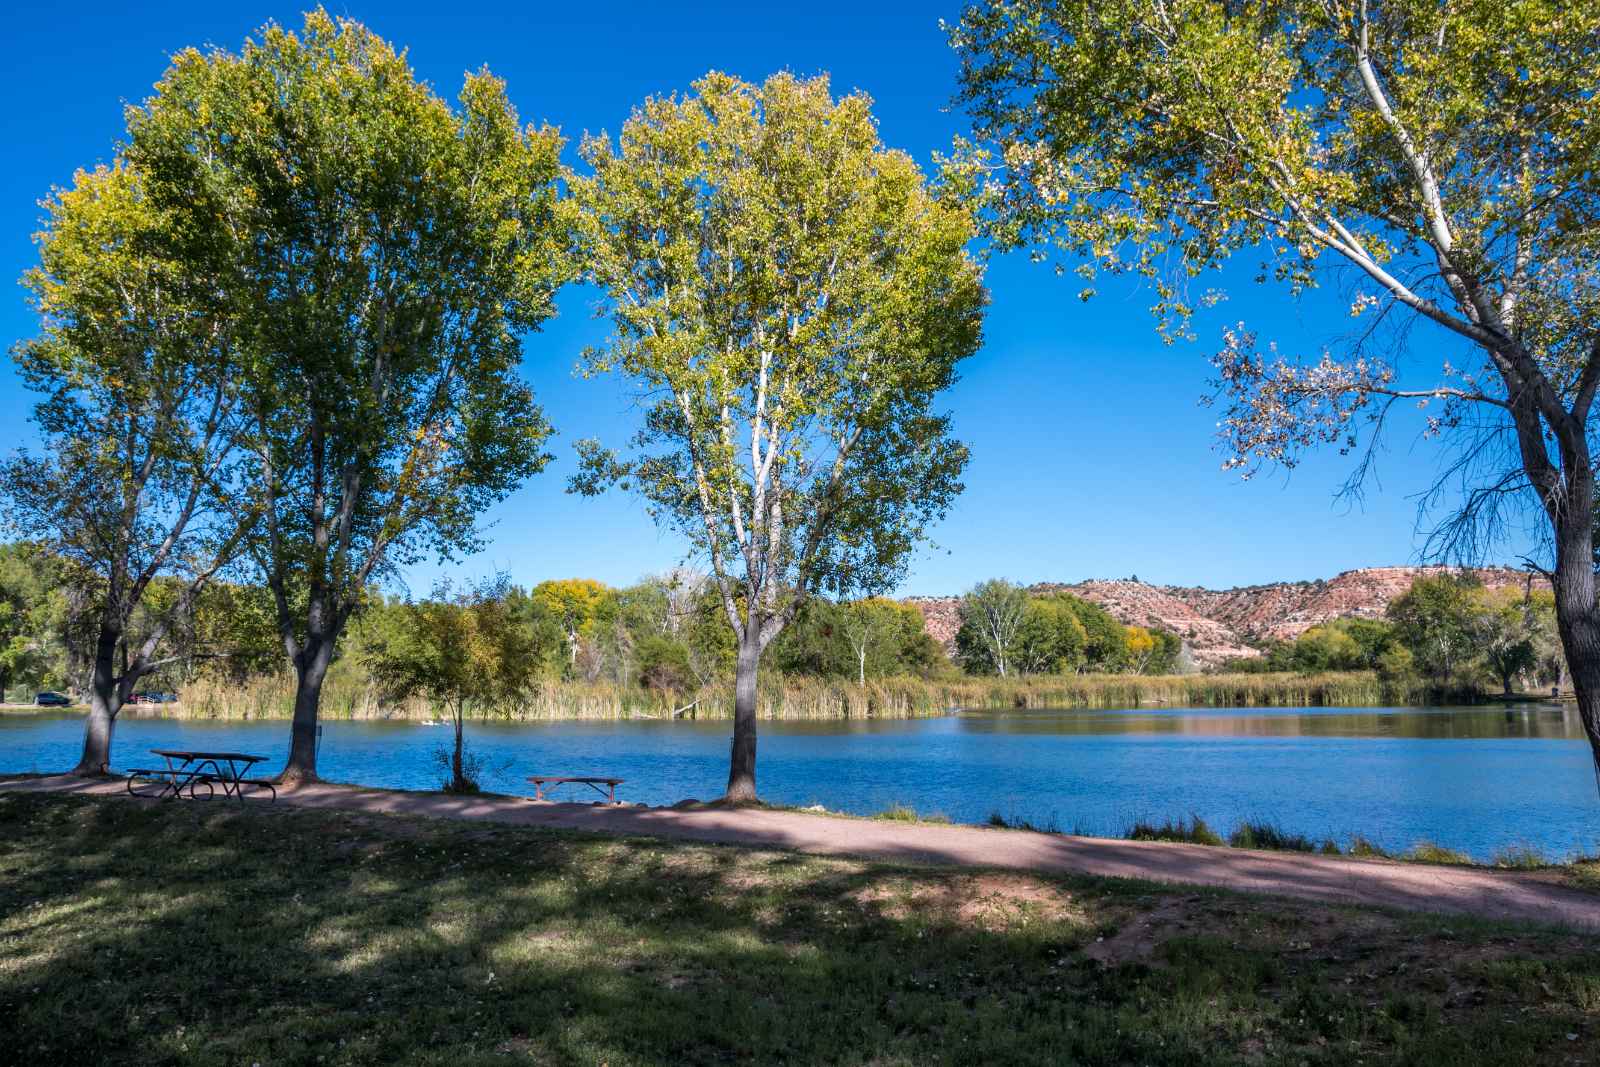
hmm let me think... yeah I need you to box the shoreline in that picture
[0,674,1572,723]
[5,773,1597,929]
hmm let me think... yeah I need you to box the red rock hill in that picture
[905,566,1533,670]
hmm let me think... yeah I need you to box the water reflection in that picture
[963,704,1585,740]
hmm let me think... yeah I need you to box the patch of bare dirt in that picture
[851,872,1083,932]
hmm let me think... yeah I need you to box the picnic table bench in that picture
[125,750,276,802]
[527,776,625,803]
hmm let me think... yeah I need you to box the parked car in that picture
[35,692,72,707]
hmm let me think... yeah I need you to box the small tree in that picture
[3,163,252,775]
[570,72,984,800]
[125,11,568,781]
[956,579,1028,676]
[364,580,531,793]
[948,0,1600,774]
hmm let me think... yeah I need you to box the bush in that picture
[1406,841,1473,865]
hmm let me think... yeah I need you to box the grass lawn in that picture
[1,793,1596,1065]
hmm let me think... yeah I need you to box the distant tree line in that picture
[1220,575,1565,696]
[954,579,1183,677]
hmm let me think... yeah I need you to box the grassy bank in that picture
[170,667,1426,721]
[2,792,1596,1065]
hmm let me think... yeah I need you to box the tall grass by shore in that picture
[167,667,1430,721]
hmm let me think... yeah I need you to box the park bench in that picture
[527,776,625,803]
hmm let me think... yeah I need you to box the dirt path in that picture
[6,773,1597,930]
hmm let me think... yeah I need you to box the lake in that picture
[3,704,1596,861]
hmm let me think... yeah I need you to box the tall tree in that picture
[124,11,568,781]
[3,164,251,775]
[571,72,985,800]
[948,0,1600,773]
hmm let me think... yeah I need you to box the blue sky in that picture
[1,1,1518,595]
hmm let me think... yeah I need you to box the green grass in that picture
[872,803,950,824]
[1,794,1597,1065]
[1492,845,1553,869]
[1127,814,1225,846]
[1408,841,1475,866]
[1227,821,1320,852]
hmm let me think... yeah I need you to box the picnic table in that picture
[527,776,625,803]
[125,749,276,802]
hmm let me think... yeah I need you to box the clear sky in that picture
[0,0,1519,596]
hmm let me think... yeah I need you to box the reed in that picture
[170,668,1421,721]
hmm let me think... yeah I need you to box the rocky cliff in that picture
[905,566,1533,670]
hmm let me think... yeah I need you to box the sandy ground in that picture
[5,773,1598,931]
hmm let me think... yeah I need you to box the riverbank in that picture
[2,789,1596,1065]
[158,668,1466,721]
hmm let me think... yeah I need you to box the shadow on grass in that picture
[1,793,1598,1066]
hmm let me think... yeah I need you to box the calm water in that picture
[3,704,1596,861]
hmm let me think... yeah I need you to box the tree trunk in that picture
[71,628,123,777]
[1552,503,1600,779]
[451,700,466,792]
[282,640,332,784]
[725,638,760,802]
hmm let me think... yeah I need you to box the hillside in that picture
[907,566,1533,669]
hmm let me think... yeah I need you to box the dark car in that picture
[35,691,72,707]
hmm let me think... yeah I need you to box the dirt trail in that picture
[6,774,1597,931]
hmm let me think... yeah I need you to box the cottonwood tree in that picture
[571,72,985,800]
[840,598,903,686]
[957,579,1029,676]
[948,0,1600,772]
[125,12,568,781]
[3,164,252,775]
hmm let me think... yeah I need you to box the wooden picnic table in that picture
[527,776,625,803]
[125,749,276,802]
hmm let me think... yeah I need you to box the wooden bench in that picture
[527,776,625,803]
